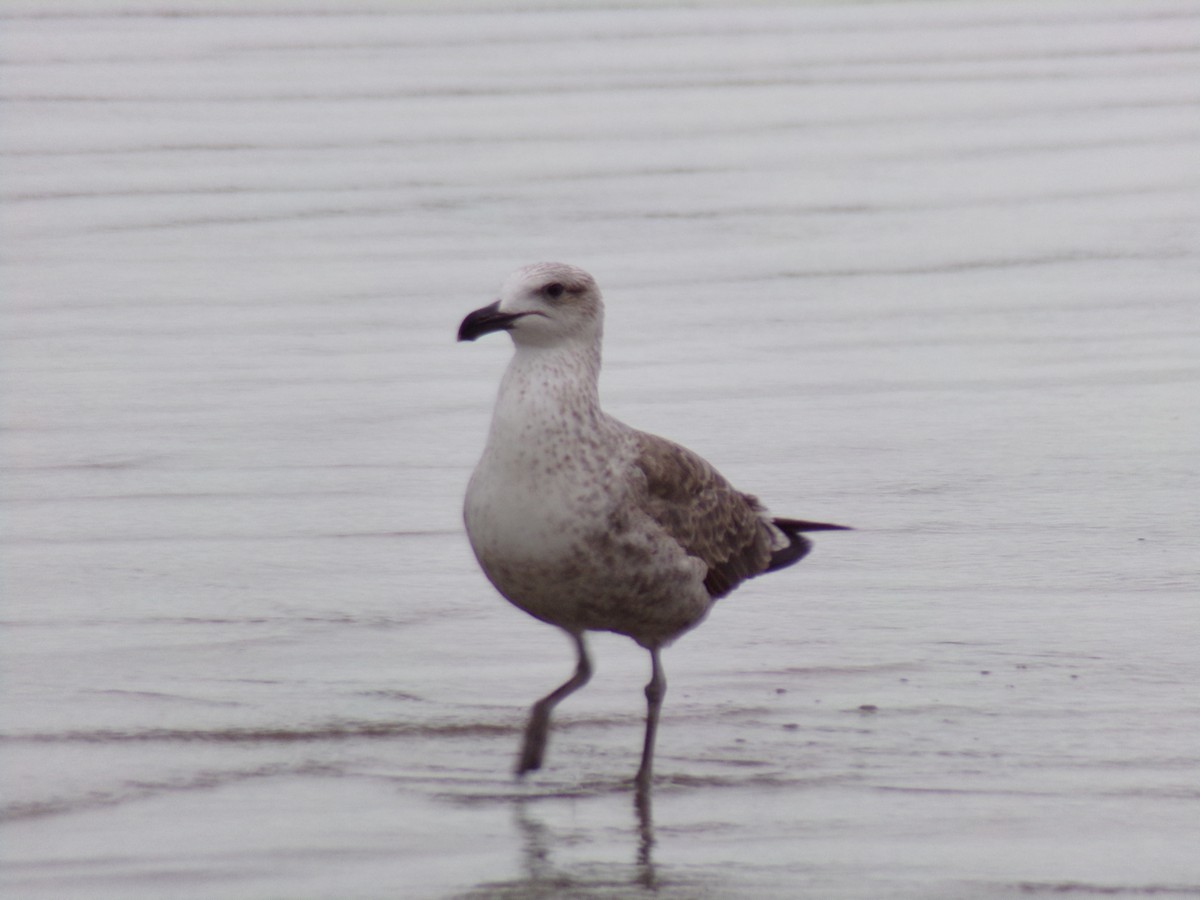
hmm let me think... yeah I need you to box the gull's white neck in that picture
[486,340,604,452]
[465,329,631,568]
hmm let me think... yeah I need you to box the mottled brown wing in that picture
[632,431,776,599]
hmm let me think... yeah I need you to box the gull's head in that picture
[457,262,603,348]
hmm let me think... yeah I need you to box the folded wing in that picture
[632,432,778,599]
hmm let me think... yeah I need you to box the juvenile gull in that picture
[458,262,849,793]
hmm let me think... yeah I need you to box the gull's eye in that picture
[543,282,565,300]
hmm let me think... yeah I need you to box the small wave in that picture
[0,719,515,746]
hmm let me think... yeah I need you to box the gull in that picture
[458,262,849,793]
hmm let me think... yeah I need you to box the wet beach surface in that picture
[2,1,1199,897]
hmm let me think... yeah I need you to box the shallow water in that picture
[3,1,1199,897]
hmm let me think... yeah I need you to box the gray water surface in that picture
[3,2,1199,897]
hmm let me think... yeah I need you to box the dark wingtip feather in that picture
[766,533,812,572]
[773,517,853,533]
[765,517,851,573]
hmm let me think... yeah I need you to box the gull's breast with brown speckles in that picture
[464,412,713,645]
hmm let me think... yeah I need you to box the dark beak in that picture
[457,301,526,342]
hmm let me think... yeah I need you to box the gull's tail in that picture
[766,517,853,573]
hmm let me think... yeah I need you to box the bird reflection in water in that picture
[513,790,657,893]
[634,785,656,890]
[459,790,658,898]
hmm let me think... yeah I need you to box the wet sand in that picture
[3,1,1199,897]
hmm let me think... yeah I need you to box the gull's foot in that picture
[515,714,549,777]
[634,764,653,795]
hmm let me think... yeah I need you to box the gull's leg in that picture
[516,631,592,777]
[634,645,666,793]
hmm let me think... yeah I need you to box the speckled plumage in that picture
[458,262,848,792]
